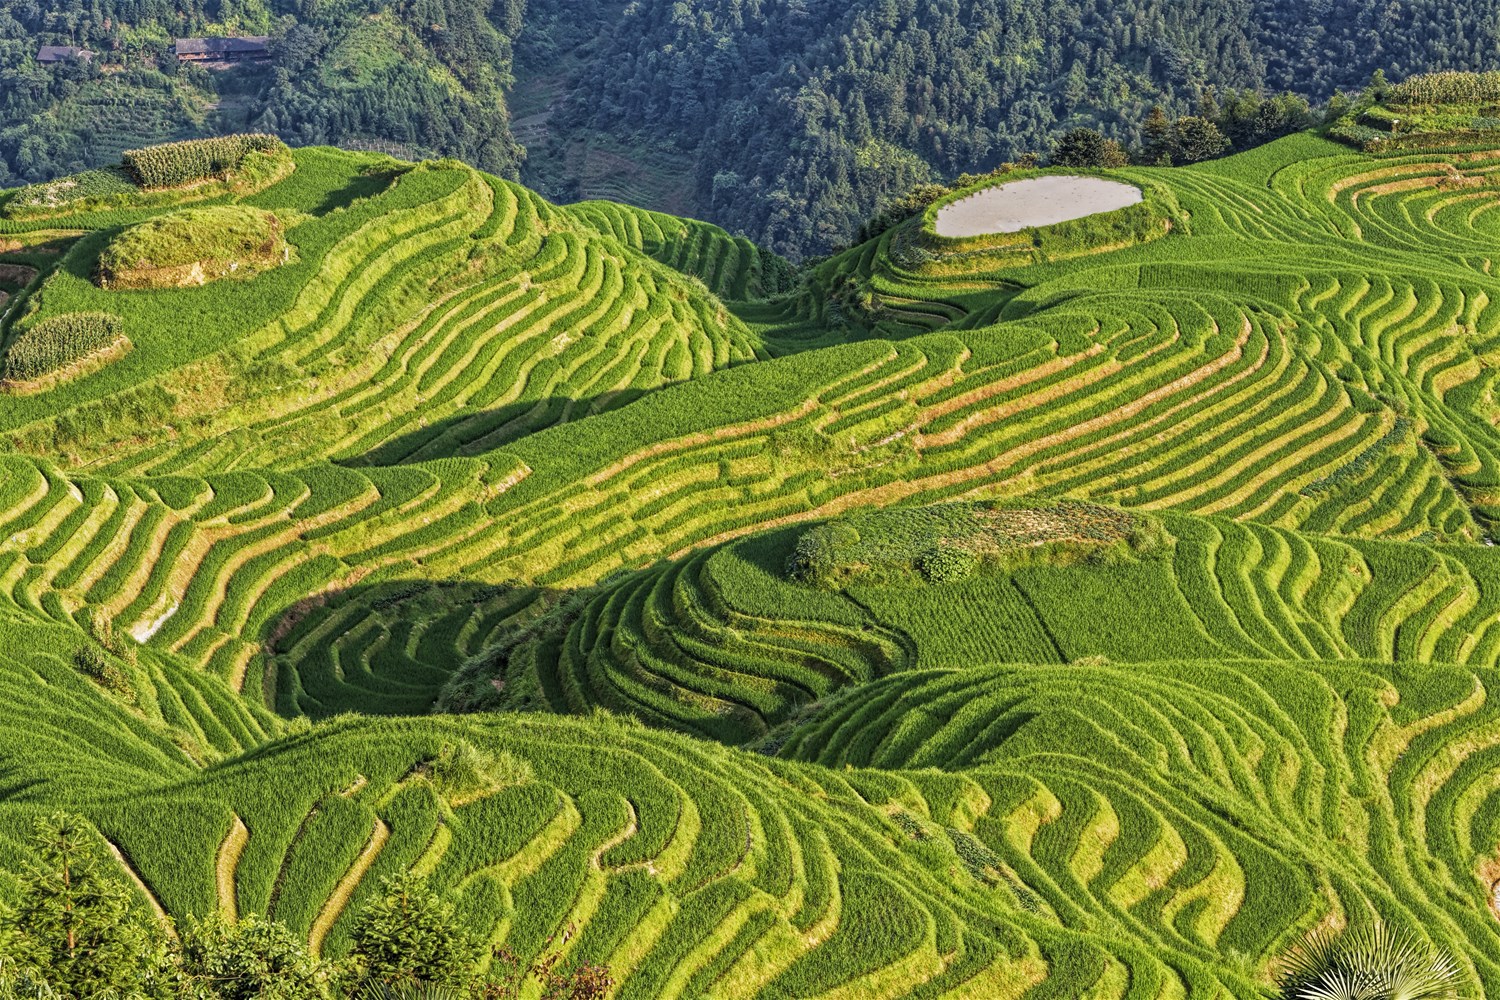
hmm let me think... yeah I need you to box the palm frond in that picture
[1279,927,1344,986]
[1294,969,1381,1000]
[355,982,464,1000]
[1278,921,1462,1000]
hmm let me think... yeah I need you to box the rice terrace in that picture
[21,68,1500,999]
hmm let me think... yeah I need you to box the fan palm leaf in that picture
[1278,922,1461,1000]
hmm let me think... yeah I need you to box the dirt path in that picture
[105,839,176,938]
[308,819,389,956]
[216,816,250,921]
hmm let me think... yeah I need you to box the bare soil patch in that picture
[0,264,38,285]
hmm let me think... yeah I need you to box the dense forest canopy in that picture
[530,0,1500,254]
[0,0,522,184]
[5,0,1500,253]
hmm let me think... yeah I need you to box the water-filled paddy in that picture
[934,175,1143,237]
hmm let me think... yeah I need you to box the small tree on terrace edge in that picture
[1172,116,1231,163]
[350,873,481,991]
[1051,127,1130,168]
[0,812,170,997]
[177,912,333,1000]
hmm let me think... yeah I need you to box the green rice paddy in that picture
[5,126,1500,995]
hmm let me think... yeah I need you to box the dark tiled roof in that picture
[174,36,271,55]
[36,45,93,62]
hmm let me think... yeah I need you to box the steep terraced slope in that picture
[10,130,1500,996]
[438,506,1500,743]
[0,147,768,473]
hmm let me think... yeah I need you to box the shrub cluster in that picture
[97,206,289,289]
[72,644,131,696]
[122,134,287,189]
[785,522,860,586]
[422,740,533,800]
[3,312,123,382]
[916,544,979,584]
[789,500,1145,588]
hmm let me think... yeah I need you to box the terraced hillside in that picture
[11,127,1500,995]
[436,505,1500,743]
[0,146,768,472]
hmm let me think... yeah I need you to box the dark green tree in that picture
[350,874,481,991]
[1142,105,1175,164]
[175,913,332,1000]
[1051,127,1129,168]
[0,813,169,998]
[1172,117,1230,163]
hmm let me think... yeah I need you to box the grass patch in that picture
[787,500,1158,588]
[98,206,291,290]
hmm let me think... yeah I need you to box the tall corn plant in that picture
[1278,923,1461,1000]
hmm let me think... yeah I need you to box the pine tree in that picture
[1142,105,1175,164]
[0,813,169,998]
[350,874,481,990]
[1197,85,1221,121]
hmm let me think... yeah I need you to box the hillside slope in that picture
[522,0,1500,254]
[5,512,1500,995]
[9,130,1500,995]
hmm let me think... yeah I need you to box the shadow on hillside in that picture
[337,388,637,467]
[303,166,406,217]
[48,229,116,284]
[730,523,804,577]
[256,576,566,721]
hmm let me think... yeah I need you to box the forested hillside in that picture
[6,0,1500,256]
[525,0,1500,254]
[0,0,523,184]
